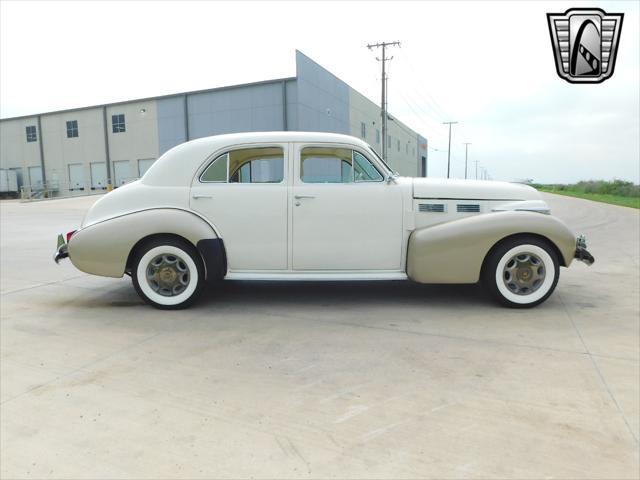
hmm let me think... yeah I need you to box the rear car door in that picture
[190,143,289,271]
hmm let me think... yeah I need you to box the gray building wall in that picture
[0,52,427,198]
[295,51,350,134]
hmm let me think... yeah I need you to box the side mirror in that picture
[385,173,397,184]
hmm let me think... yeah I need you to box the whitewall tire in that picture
[132,238,204,309]
[483,236,560,308]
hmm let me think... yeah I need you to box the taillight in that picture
[66,230,77,243]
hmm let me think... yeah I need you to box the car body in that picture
[54,131,594,308]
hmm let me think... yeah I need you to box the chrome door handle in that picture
[192,194,213,199]
[294,195,316,199]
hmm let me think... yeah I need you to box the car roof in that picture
[142,131,374,186]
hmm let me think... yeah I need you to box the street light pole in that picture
[443,121,457,178]
[463,142,471,180]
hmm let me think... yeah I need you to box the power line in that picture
[367,41,400,161]
[392,88,448,143]
[397,49,451,120]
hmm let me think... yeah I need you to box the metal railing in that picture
[18,178,139,202]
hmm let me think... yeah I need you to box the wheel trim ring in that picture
[494,244,556,305]
[136,245,199,306]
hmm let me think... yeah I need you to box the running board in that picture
[224,271,409,281]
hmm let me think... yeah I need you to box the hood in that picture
[411,178,541,201]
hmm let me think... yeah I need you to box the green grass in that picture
[537,187,640,209]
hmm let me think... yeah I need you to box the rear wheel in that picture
[132,238,204,309]
[482,236,559,308]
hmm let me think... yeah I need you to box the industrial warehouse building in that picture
[0,51,428,198]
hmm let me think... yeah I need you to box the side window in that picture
[353,151,383,182]
[201,153,228,182]
[301,147,352,183]
[200,147,284,183]
[300,147,382,184]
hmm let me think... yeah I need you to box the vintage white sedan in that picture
[54,132,593,309]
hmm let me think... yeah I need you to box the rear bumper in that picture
[574,235,594,266]
[53,234,69,264]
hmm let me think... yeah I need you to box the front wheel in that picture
[482,236,560,308]
[132,238,204,309]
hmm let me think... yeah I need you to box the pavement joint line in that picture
[0,331,163,406]
[247,306,597,357]
[0,273,89,296]
[558,292,639,444]
[233,305,640,363]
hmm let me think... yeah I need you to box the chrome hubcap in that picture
[503,252,546,295]
[146,254,190,297]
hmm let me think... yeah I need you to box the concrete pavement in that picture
[0,193,638,479]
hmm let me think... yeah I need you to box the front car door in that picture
[292,143,404,271]
[190,143,289,271]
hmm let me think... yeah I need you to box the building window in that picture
[66,120,78,138]
[397,139,400,151]
[406,143,409,154]
[376,129,380,144]
[25,125,37,142]
[112,114,126,133]
[360,122,366,139]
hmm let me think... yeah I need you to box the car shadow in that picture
[195,280,493,310]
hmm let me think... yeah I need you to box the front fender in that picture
[69,208,217,278]
[407,211,576,284]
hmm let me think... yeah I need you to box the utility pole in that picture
[367,41,400,161]
[474,160,479,180]
[462,142,471,179]
[443,121,458,178]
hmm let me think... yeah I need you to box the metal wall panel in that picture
[157,96,187,155]
[187,83,284,140]
[295,51,350,134]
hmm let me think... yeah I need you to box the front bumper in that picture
[574,235,594,266]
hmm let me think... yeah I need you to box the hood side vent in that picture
[457,204,481,213]
[419,203,446,213]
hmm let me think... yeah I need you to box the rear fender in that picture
[69,208,218,278]
[407,211,576,284]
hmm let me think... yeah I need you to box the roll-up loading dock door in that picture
[68,163,84,190]
[113,160,130,187]
[90,162,107,190]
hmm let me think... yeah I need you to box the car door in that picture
[292,143,403,271]
[190,144,289,271]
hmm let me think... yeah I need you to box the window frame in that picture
[111,114,126,133]
[25,125,37,142]
[298,145,384,185]
[66,120,79,138]
[198,144,286,185]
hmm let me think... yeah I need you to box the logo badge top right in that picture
[547,8,624,84]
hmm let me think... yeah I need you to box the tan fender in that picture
[407,211,576,284]
[69,208,218,278]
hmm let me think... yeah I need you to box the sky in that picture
[1,0,638,183]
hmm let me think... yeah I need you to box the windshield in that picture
[367,146,398,176]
